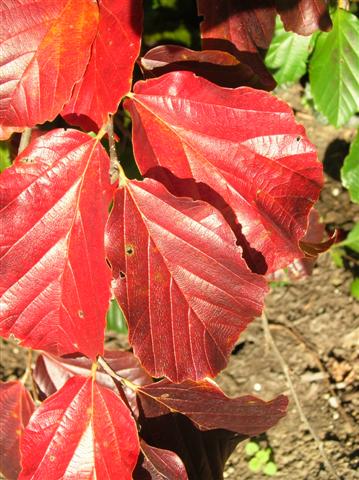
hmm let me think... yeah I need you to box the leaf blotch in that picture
[125,244,135,256]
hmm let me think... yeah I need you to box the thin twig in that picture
[262,312,341,480]
[18,128,32,154]
[269,322,354,431]
[20,348,39,403]
[97,355,138,391]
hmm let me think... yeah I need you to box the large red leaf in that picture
[0,0,99,140]
[125,72,322,274]
[62,0,143,131]
[0,129,115,359]
[106,177,267,382]
[0,381,35,479]
[137,379,288,437]
[20,375,139,479]
[34,350,152,414]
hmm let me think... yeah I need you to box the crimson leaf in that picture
[137,378,288,436]
[125,71,322,274]
[20,376,139,479]
[0,381,35,479]
[62,0,143,131]
[0,129,115,359]
[0,0,99,139]
[106,177,267,382]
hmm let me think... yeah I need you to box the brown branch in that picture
[18,128,32,154]
[262,312,341,480]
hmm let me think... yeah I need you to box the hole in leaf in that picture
[296,136,301,142]
[119,271,126,279]
[125,244,135,256]
[20,157,34,163]
[78,310,85,318]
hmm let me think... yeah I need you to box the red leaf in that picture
[34,350,152,414]
[134,440,188,480]
[276,0,332,35]
[20,376,139,479]
[141,45,273,91]
[196,0,276,89]
[137,378,287,437]
[125,72,323,274]
[62,0,143,131]
[106,177,267,382]
[0,129,115,359]
[0,0,99,140]
[0,381,35,479]
[197,0,275,53]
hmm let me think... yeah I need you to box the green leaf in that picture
[263,461,278,476]
[341,131,359,203]
[249,457,263,473]
[330,247,345,268]
[338,223,359,253]
[309,9,359,127]
[255,448,271,465]
[350,278,359,300]
[265,16,312,85]
[0,141,11,172]
[245,441,260,456]
[106,299,128,333]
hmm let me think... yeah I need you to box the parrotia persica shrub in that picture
[0,1,333,478]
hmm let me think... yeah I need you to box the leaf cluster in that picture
[0,1,336,478]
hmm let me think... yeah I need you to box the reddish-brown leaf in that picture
[141,45,273,91]
[197,0,275,53]
[125,72,322,274]
[0,0,99,139]
[20,375,139,479]
[62,0,143,131]
[106,177,267,382]
[134,439,188,480]
[137,378,287,437]
[196,0,276,89]
[34,350,152,414]
[276,0,332,35]
[0,381,35,479]
[0,129,115,359]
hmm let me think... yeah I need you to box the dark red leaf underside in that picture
[276,0,332,35]
[20,376,139,480]
[134,440,188,480]
[141,45,273,91]
[125,72,322,274]
[138,378,288,437]
[34,350,152,414]
[137,411,246,480]
[0,129,115,359]
[0,0,99,139]
[62,0,143,131]
[196,0,276,89]
[105,177,267,382]
[0,381,35,479]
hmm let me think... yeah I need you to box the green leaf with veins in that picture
[265,16,312,85]
[309,9,359,127]
[342,131,359,203]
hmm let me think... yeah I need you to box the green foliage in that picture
[350,278,359,300]
[341,131,359,203]
[245,441,277,476]
[309,8,359,127]
[0,141,11,172]
[144,23,191,47]
[337,223,359,253]
[245,441,260,456]
[106,299,128,334]
[265,16,312,85]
